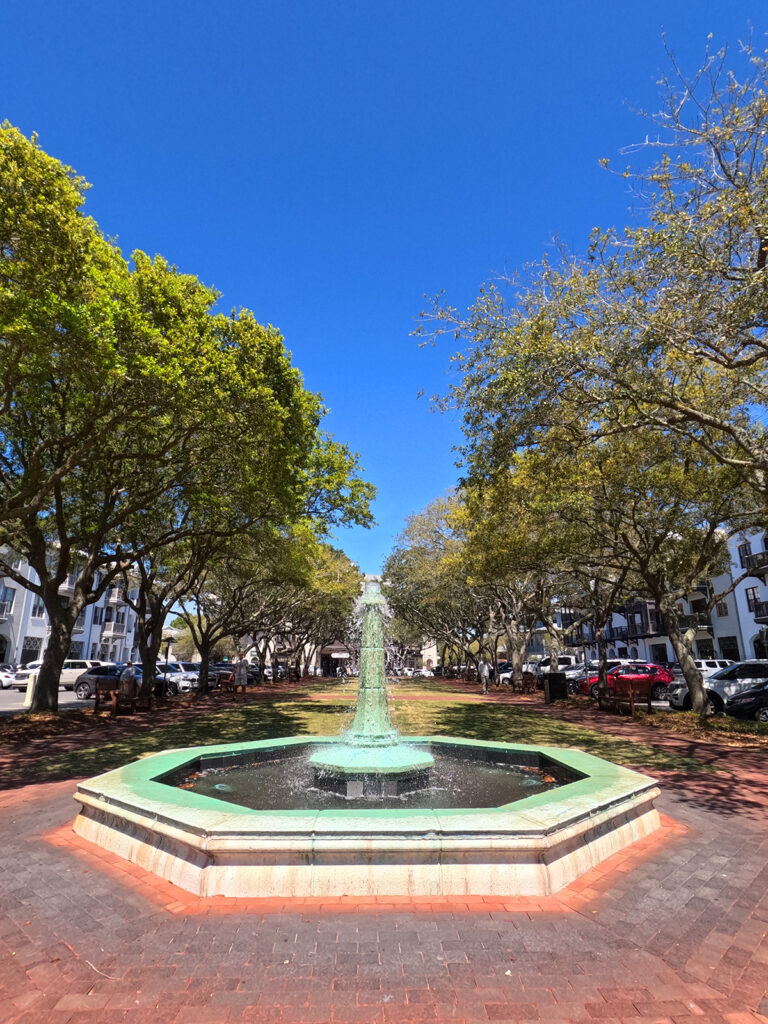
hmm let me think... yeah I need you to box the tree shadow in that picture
[424,703,713,774]
[0,702,313,790]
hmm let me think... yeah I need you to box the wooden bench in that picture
[598,679,652,715]
[94,678,138,717]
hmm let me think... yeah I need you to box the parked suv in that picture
[693,658,734,679]
[13,658,92,691]
[590,663,674,701]
[533,655,580,676]
[667,660,768,713]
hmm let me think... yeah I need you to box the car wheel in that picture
[651,683,668,701]
[590,683,600,700]
[755,707,768,722]
[706,692,723,715]
[74,681,92,700]
[682,694,692,711]
[167,681,179,696]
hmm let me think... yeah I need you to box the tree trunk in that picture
[197,636,212,695]
[30,587,83,712]
[596,632,608,698]
[505,627,526,688]
[660,598,707,716]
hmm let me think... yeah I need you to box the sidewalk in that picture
[1,689,766,1024]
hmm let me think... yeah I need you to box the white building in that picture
[557,531,768,667]
[0,559,139,666]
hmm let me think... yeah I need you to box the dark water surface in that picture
[172,751,566,811]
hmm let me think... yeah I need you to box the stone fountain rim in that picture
[73,736,658,840]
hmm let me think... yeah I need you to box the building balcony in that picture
[677,613,713,633]
[752,600,768,624]
[106,589,126,605]
[604,625,628,642]
[568,626,596,645]
[101,621,126,637]
[72,616,86,634]
[746,550,768,583]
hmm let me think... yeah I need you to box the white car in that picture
[0,666,16,689]
[693,658,734,679]
[532,655,580,676]
[666,660,768,713]
[13,658,93,691]
[158,662,199,693]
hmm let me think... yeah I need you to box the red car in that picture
[583,663,674,701]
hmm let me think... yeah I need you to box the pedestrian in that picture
[233,650,249,690]
[119,659,137,698]
[478,657,490,695]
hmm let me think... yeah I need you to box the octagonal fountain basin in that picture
[73,737,660,898]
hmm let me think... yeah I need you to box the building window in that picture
[20,635,43,665]
[31,595,45,618]
[745,587,760,613]
[68,641,83,657]
[716,600,728,617]
[104,607,113,623]
[90,643,98,659]
[92,607,104,625]
[738,542,752,568]
[0,586,16,615]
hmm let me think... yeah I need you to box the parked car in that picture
[158,662,199,693]
[74,663,167,700]
[533,655,580,676]
[693,658,735,679]
[13,658,92,691]
[572,659,640,695]
[724,681,768,722]
[667,660,768,714]
[74,663,122,699]
[574,663,673,701]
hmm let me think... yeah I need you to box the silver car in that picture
[667,660,768,714]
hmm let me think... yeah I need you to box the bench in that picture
[94,678,138,717]
[598,678,652,715]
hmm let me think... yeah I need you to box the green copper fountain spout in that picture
[345,580,397,747]
[308,578,434,796]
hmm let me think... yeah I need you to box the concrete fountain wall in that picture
[73,736,660,898]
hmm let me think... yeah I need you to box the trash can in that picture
[543,672,568,704]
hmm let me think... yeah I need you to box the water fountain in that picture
[73,580,661,898]
[308,580,434,797]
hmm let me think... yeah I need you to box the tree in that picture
[383,497,496,690]
[419,41,768,510]
[0,129,374,711]
[0,124,134,524]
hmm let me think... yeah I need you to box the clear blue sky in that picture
[1,1,760,572]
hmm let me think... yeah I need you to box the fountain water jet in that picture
[309,580,434,797]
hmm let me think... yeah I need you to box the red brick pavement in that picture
[1,689,767,1024]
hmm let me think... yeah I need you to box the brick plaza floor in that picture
[1,694,767,1024]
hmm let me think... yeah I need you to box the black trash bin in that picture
[544,672,568,704]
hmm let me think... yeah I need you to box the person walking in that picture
[233,650,249,695]
[478,657,490,695]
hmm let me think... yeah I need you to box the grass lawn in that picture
[1,682,716,787]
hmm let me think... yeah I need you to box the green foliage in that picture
[0,124,374,710]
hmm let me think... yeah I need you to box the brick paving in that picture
[1,691,767,1024]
